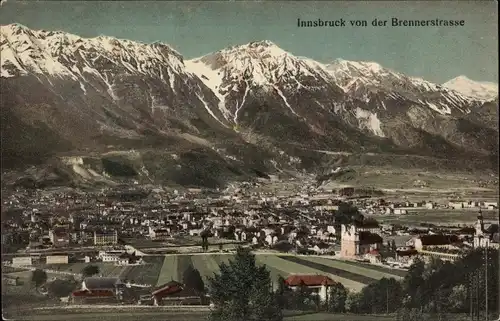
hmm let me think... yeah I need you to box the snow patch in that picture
[234,81,250,124]
[355,107,385,137]
[185,59,231,120]
[195,93,227,127]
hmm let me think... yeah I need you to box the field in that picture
[373,209,498,226]
[28,254,407,291]
[40,262,128,278]
[321,167,498,191]
[140,254,406,291]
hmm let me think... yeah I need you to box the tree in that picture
[272,241,294,253]
[183,265,205,293]
[356,277,403,314]
[208,247,282,321]
[47,279,78,298]
[290,281,314,311]
[334,202,364,227]
[31,269,47,287]
[402,258,426,309]
[327,282,348,312]
[345,292,361,313]
[201,230,210,251]
[399,248,499,316]
[275,275,288,309]
[82,264,100,278]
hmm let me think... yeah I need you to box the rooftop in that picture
[285,274,336,287]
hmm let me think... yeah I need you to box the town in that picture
[2,181,499,315]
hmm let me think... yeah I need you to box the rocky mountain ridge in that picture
[1,24,498,188]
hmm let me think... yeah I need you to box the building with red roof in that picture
[151,280,203,306]
[284,274,337,303]
[70,277,125,304]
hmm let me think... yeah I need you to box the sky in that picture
[0,1,498,84]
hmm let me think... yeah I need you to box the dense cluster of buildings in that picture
[2,185,498,258]
[1,182,499,307]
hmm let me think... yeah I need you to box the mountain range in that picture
[1,24,498,188]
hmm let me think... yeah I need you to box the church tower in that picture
[473,209,486,248]
[341,224,360,257]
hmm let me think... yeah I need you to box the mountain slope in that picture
[187,42,496,160]
[186,41,416,155]
[0,24,293,186]
[1,25,498,188]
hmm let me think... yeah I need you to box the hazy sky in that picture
[1,1,498,83]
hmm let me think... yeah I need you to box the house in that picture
[118,252,143,265]
[49,227,70,248]
[312,243,331,254]
[326,225,336,234]
[483,201,498,209]
[151,281,203,306]
[93,230,118,246]
[413,234,461,251]
[265,234,278,246]
[149,227,170,240]
[448,201,465,210]
[364,249,382,264]
[355,219,381,234]
[394,209,407,215]
[71,289,118,304]
[98,250,138,265]
[72,277,125,304]
[284,275,337,302]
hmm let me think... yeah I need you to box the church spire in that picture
[476,208,485,235]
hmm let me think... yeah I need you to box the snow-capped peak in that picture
[184,40,340,123]
[185,40,334,89]
[443,75,498,101]
[325,58,481,115]
[1,23,184,79]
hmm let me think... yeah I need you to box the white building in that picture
[12,256,32,267]
[46,255,69,264]
[99,251,128,265]
[284,275,337,302]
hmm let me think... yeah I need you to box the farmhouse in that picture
[71,289,118,304]
[284,275,336,302]
[73,277,125,304]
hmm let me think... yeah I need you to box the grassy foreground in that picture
[7,308,397,321]
[7,309,476,321]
